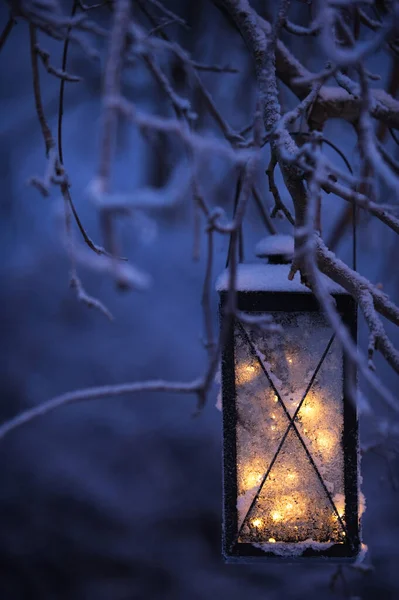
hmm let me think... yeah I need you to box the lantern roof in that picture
[255,234,294,260]
[215,263,347,294]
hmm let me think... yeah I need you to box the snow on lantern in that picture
[217,235,361,562]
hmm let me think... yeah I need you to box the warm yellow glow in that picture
[317,431,335,452]
[332,494,345,521]
[301,398,322,422]
[235,319,347,548]
[236,362,259,384]
[251,518,263,528]
[266,494,308,528]
[244,470,263,489]
[271,511,283,522]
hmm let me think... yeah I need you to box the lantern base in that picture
[223,541,362,564]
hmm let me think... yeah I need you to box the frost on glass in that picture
[234,312,346,552]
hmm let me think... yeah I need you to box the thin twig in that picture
[266,153,295,225]
[0,379,202,441]
[35,43,81,82]
[0,14,16,53]
[63,190,113,320]
[201,226,215,355]
[252,185,277,234]
[97,0,131,193]
[146,0,189,30]
[29,24,55,155]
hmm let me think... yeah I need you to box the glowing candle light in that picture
[251,518,263,528]
[244,470,262,489]
[332,495,345,521]
[236,362,259,385]
[271,511,283,523]
[317,431,335,453]
[300,395,324,427]
[302,404,314,416]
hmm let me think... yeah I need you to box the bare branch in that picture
[63,190,114,320]
[283,18,321,37]
[35,42,81,82]
[133,7,244,144]
[0,379,202,441]
[266,153,295,225]
[70,273,114,320]
[219,0,399,412]
[252,185,277,234]
[190,61,238,74]
[97,0,131,194]
[104,95,251,163]
[142,51,194,119]
[145,0,189,30]
[0,13,16,52]
[201,226,215,355]
[29,23,55,155]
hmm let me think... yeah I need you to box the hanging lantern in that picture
[217,235,361,562]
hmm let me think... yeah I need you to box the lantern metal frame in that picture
[220,289,361,563]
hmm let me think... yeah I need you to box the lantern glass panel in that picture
[218,263,360,561]
[235,312,346,550]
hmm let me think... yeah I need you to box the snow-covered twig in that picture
[97,0,130,195]
[0,379,203,441]
[219,0,399,411]
[104,95,251,163]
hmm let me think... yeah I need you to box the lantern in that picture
[217,236,361,562]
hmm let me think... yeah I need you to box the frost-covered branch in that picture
[219,0,399,408]
[96,0,130,194]
[0,379,203,441]
[3,0,399,440]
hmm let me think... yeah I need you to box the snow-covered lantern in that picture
[217,235,360,561]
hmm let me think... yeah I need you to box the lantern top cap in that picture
[255,234,294,263]
[216,263,347,294]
